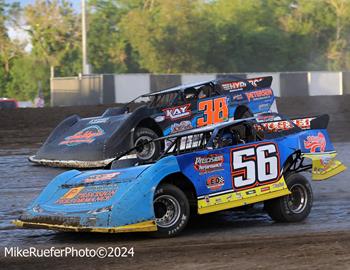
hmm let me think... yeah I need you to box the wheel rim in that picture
[287,183,308,214]
[135,135,155,160]
[154,195,181,228]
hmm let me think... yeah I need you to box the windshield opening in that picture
[149,91,182,108]
[183,83,219,102]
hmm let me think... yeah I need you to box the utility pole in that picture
[81,0,90,74]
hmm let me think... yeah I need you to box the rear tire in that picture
[134,127,160,162]
[265,173,313,222]
[152,184,190,237]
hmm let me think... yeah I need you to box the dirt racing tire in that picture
[265,173,313,222]
[134,127,160,162]
[152,184,190,237]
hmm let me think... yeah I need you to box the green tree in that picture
[6,54,49,101]
[3,0,350,103]
[87,0,144,73]
[326,0,350,70]
[120,0,213,73]
[203,0,289,72]
[24,0,81,76]
[0,0,22,96]
[6,0,83,101]
[272,0,340,70]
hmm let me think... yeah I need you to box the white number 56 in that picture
[231,143,280,190]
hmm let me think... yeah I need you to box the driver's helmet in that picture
[220,133,234,147]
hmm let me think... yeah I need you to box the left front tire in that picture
[152,184,190,237]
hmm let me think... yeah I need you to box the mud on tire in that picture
[152,184,190,237]
[265,173,313,222]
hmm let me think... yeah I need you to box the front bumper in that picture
[13,219,157,233]
[28,155,114,168]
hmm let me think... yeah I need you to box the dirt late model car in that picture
[15,113,346,237]
[29,76,276,168]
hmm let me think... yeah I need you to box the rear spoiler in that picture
[255,114,329,133]
[310,114,329,129]
[219,76,272,92]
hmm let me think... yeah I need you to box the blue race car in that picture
[29,76,276,168]
[15,113,346,237]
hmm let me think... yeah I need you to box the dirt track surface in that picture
[0,142,349,269]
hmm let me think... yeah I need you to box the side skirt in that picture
[197,177,290,215]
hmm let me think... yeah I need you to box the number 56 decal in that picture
[230,142,280,190]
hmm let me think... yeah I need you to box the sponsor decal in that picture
[83,172,120,183]
[222,78,263,91]
[206,176,225,191]
[248,78,264,87]
[194,154,225,174]
[204,195,210,204]
[222,81,246,91]
[56,185,117,204]
[226,194,233,200]
[313,156,337,175]
[171,121,193,133]
[256,114,277,122]
[232,94,244,101]
[154,115,165,122]
[255,120,294,133]
[59,125,105,146]
[235,192,243,199]
[215,198,222,203]
[260,186,270,192]
[272,182,284,189]
[292,118,313,130]
[320,156,333,167]
[255,118,314,133]
[163,104,191,120]
[259,103,270,110]
[304,132,326,153]
[61,187,84,199]
[88,117,109,125]
[245,89,273,102]
[197,97,229,127]
[246,190,256,195]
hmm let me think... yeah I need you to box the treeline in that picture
[0,0,350,101]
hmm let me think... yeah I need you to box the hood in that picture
[34,113,131,162]
[30,165,151,214]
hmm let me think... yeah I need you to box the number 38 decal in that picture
[230,142,280,190]
[197,97,229,127]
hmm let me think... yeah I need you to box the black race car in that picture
[29,76,276,168]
